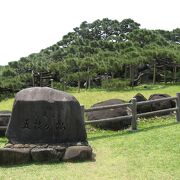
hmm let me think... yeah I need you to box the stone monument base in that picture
[0,142,93,165]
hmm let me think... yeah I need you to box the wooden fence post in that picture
[131,98,137,130]
[81,105,85,122]
[176,93,180,122]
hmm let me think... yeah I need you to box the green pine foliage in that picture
[1,18,180,93]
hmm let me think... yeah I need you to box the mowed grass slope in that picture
[0,84,179,110]
[0,116,179,180]
[73,84,180,108]
[0,84,179,179]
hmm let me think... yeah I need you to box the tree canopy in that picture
[1,18,180,93]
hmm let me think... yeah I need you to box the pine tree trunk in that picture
[32,71,35,87]
[164,66,167,84]
[153,63,156,84]
[78,79,80,93]
[63,82,65,91]
[39,73,42,87]
[62,74,66,91]
[130,64,135,88]
[85,80,88,90]
[77,71,81,92]
[111,72,114,79]
[174,65,177,83]
[124,65,127,79]
[87,67,90,90]
[88,77,91,89]
[129,64,132,80]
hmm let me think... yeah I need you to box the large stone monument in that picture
[0,87,93,165]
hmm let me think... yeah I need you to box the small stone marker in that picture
[0,111,11,136]
[0,87,93,165]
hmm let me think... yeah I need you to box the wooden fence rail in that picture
[82,92,180,130]
[0,113,11,117]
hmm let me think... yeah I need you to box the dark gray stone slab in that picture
[87,99,131,130]
[132,93,151,114]
[0,148,31,165]
[149,94,176,116]
[6,87,87,144]
[0,111,11,126]
[0,144,93,165]
[63,146,92,161]
[0,111,10,136]
[31,147,64,162]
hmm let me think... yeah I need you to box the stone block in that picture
[0,148,31,165]
[63,146,92,161]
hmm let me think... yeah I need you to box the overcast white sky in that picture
[0,0,180,65]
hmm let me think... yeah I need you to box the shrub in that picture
[53,82,72,91]
[101,78,130,90]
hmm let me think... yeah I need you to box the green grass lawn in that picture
[0,116,179,180]
[0,84,180,179]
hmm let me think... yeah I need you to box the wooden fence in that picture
[81,93,180,130]
[0,93,180,132]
